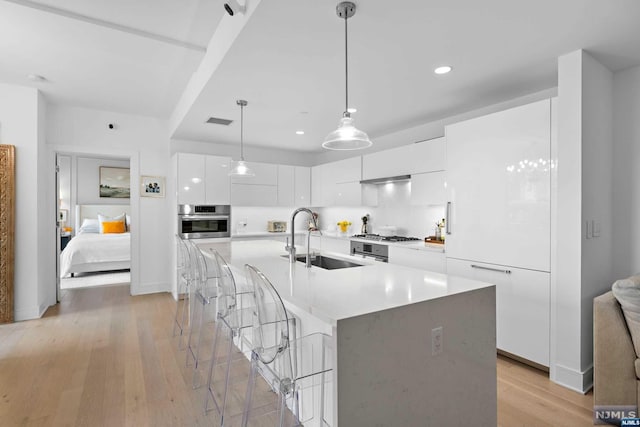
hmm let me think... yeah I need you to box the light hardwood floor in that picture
[0,285,594,426]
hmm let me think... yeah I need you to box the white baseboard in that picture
[14,305,43,321]
[133,281,170,296]
[552,363,594,394]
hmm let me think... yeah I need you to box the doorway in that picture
[56,152,133,299]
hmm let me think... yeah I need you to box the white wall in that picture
[552,50,614,393]
[613,65,640,278]
[76,156,130,204]
[317,182,445,238]
[0,83,50,320]
[47,104,172,296]
[171,138,316,166]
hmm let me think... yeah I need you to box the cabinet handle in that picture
[471,264,512,274]
[446,202,451,235]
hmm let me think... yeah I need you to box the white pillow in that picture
[79,218,100,234]
[612,274,640,356]
[98,213,126,234]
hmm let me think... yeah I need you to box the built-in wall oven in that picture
[178,205,230,239]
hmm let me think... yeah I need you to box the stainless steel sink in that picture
[282,254,364,270]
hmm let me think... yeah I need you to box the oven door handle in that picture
[180,215,229,221]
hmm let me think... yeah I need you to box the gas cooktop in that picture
[352,234,421,242]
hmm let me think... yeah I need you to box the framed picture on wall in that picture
[99,166,130,198]
[140,176,165,198]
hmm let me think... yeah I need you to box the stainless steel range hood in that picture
[359,174,411,185]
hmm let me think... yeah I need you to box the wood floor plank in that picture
[0,284,596,426]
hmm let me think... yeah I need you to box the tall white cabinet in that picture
[176,153,231,205]
[445,99,552,367]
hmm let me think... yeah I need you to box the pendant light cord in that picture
[344,14,349,116]
[240,103,245,161]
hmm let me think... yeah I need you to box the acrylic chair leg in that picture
[186,297,201,368]
[192,300,209,388]
[220,328,235,425]
[178,284,190,349]
[241,354,258,427]
[204,320,223,415]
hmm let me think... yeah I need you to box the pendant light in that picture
[322,1,372,150]
[229,99,255,177]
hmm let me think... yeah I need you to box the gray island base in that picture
[200,240,496,426]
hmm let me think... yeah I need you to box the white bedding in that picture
[60,232,131,277]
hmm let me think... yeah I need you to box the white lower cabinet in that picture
[446,258,550,367]
[309,235,350,255]
[387,246,446,273]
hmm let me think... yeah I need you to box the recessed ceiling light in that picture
[27,74,46,82]
[347,108,357,113]
[434,66,452,75]
[296,130,305,135]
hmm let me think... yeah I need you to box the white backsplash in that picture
[317,181,445,238]
[231,206,309,234]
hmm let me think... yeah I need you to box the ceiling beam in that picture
[3,0,207,52]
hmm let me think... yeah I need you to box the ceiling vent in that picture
[205,117,233,126]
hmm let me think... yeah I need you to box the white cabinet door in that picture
[446,258,550,367]
[231,184,278,206]
[445,99,551,272]
[362,137,445,180]
[388,246,445,273]
[205,155,231,205]
[328,156,361,183]
[294,166,311,206]
[177,153,205,205]
[311,164,326,206]
[410,171,446,206]
[230,162,278,185]
[277,165,295,206]
[407,137,445,174]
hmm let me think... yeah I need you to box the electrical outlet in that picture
[586,220,592,239]
[432,326,443,356]
[593,220,601,238]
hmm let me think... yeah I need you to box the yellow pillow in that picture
[101,220,125,234]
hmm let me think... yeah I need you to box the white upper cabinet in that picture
[204,155,231,205]
[277,165,295,206]
[230,161,278,206]
[230,161,277,185]
[294,166,311,206]
[311,157,377,207]
[410,171,446,206]
[328,157,361,183]
[177,153,205,205]
[362,137,445,180]
[445,99,551,272]
[176,153,231,205]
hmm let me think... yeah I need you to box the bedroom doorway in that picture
[56,153,132,297]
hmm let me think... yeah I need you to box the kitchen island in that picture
[199,239,497,426]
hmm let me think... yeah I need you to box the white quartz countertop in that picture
[200,239,490,326]
[232,231,305,238]
[314,231,446,253]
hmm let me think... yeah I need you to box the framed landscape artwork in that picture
[140,175,165,198]
[99,167,130,198]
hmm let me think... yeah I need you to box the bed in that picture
[60,205,131,278]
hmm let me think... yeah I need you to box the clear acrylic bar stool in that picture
[203,250,254,425]
[173,234,194,349]
[185,240,221,388]
[242,264,333,427]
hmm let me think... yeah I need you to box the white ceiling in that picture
[0,0,222,117]
[173,0,640,152]
[1,0,640,152]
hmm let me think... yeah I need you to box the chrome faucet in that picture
[288,207,320,267]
